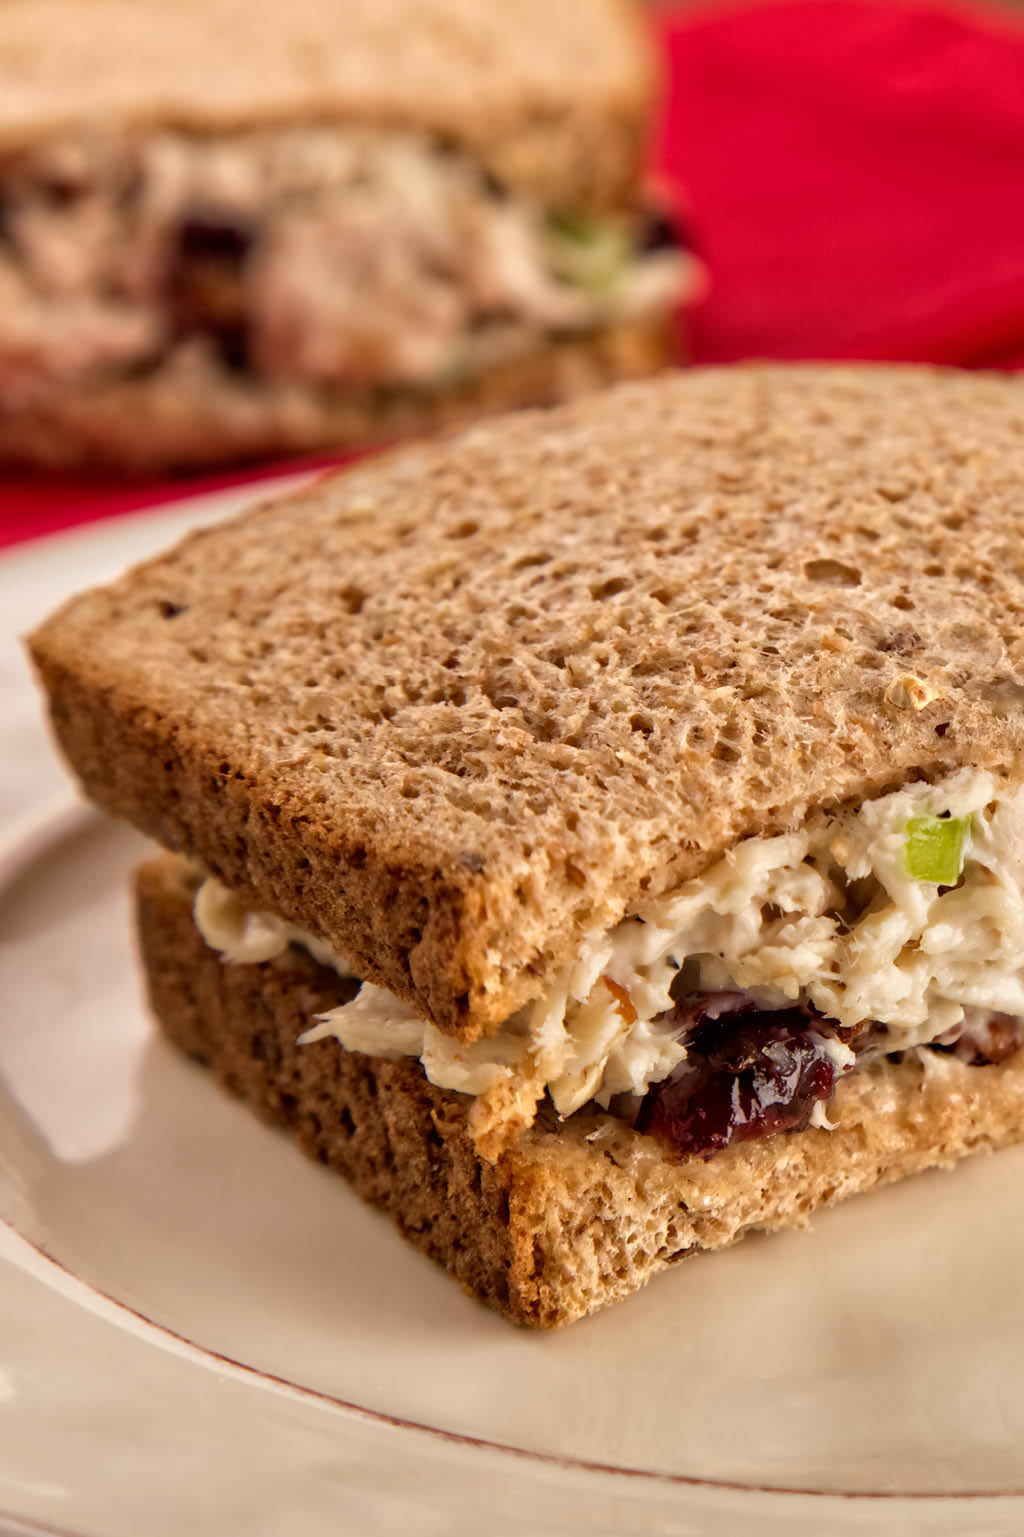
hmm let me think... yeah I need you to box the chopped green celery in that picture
[546,210,605,245]
[904,815,969,884]
[545,210,630,295]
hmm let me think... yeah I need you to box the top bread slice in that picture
[29,364,1024,1042]
[0,0,652,209]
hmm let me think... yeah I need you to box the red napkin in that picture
[654,0,1024,368]
[0,452,347,551]
[4,0,1024,548]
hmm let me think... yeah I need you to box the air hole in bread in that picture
[890,593,915,611]
[447,520,480,539]
[590,575,628,600]
[803,558,861,587]
[511,551,551,571]
[337,585,366,614]
[877,627,920,654]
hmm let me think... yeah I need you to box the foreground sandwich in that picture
[29,363,1024,1326]
[0,0,696,472]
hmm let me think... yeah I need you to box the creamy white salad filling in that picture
[1,126,694,406]
[194,769,1024,1129]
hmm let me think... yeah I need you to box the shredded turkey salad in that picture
[1,126,693,406]
[192,769,1024,1126]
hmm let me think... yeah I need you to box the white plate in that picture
[2,488,1024,1537]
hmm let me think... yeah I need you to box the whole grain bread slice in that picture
[138,852,1024,1326]
[0,0,652,210]
[29,364,1024,1041]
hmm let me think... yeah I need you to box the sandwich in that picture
[0,0,697,473]
[28,362,1024,1327]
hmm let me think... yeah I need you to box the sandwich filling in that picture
[193,768,1024,1159]
[0,126,694,410]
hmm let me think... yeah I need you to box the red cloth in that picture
[3,0,1024,548]
[654,0,1024,368]
[0,452,348,550]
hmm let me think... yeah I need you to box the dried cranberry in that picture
[635,1004,842,1159]
[168,209,255,362]
[639,206,692,254]
[175,211,253,271]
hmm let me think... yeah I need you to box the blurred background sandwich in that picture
[0,0,699,472]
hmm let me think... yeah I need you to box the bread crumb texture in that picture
[31,365,1024,1037]
[138,852,1024,1326]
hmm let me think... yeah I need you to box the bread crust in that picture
[136,852,1024,1327]
[30,364,1024,1039]
[0,0,653,209]
[0,314,674,474]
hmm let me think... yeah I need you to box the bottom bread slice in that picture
[0,315,673,474]
[136,853,1024,1327]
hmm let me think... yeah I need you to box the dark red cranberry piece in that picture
[635,1008,840,1159]
[639,206,692,254]
[168,209,255,360]
[175,210,254,269]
